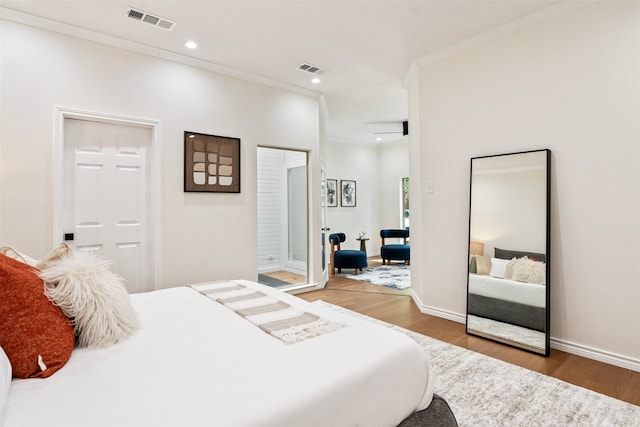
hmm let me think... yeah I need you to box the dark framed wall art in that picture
[184,131,240,193]
[340,180,356,207]
[327,179,338,207]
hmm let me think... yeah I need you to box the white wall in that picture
[324,140,380,254]
[0,21,320,288]
[378,141,410,231]
[410,2,640,366]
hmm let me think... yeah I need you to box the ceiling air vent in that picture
[126,7,176,31]
[296,63,328,76]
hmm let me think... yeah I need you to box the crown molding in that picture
[0,7,321,100]
[406,0,593,76]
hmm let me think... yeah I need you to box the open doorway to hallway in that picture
[256,146,308,289]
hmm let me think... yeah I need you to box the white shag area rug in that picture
[315,301,640,427]
[338,265,410,290]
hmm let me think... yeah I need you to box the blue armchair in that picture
[380,229,410,265]
[329,233,368,275]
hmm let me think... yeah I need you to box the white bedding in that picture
[468,273,545,308]
[5,280,433,427]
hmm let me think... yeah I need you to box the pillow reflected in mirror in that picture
[488,256,546,284]
[476,257,491,275]
[489,258,510,278]
[512,257,546,285]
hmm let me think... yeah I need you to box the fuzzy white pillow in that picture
[39,251,138,348]
[504,257,518,280]
[512,257,546,285]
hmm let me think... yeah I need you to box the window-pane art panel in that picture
[184,131,240,193]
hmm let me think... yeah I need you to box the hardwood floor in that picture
[298,260,640,406]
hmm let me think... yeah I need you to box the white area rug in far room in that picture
[338,265,410,290]
[315,301,640,427]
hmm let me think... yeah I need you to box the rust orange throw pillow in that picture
[0,253,75,378]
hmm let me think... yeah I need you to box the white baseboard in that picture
[410,291,640,373]
[286,282,323,295]
[409,290,466,324]
[550,338,640,373]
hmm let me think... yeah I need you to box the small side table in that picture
[356,237,370,255]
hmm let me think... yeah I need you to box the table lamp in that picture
[469,241,484,274]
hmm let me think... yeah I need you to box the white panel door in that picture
[63,118,152,293]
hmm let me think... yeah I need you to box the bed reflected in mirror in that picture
[466,149,550,356]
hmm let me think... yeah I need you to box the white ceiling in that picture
[0,0,563,144]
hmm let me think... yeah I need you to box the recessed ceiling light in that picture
[185,41,197,49]
[376,137,382,142]
[311,77,321,84]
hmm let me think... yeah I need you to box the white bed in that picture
[468,274,545,308]
[4,280,434,427]
[467,273,546,332]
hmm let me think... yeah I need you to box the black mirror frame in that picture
[465,149,551,356]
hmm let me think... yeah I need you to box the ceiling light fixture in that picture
[185,41,197,49]
[311,77,321,84]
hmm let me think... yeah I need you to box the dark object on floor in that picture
[329,233,368,275]
[398,394,458,427]
[380,229,411,265]
[257,274,292,289]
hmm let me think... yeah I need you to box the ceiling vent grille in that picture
[126,7,176,31]
[296,63,327,76]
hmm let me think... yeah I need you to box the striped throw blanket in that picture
[191,281,345,344]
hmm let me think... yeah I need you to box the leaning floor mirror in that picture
[466,149,550,356]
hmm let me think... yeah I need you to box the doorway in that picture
[57,110,158,293]
[402,177,410,229]
[256,147,308,288]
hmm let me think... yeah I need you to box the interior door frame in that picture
[53,107,162,290]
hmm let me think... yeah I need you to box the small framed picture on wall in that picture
[327,179,338,207]
[340,180,356,207]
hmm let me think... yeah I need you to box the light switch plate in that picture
[425,180,434,193]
